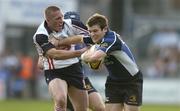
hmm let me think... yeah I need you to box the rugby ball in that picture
[81,45,103,70]
[88,60,102,70]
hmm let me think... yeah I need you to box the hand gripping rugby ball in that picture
[81,45,103,70]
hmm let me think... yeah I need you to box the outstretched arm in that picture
[49,35,84,46]
[50,34,93,48]
[35,34,87,60]
[46,47,87,60]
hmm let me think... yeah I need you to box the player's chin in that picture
[92,37,100,43]
[55,26,62,32]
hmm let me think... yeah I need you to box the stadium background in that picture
[0,0,179,111]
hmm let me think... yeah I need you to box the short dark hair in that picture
[86,13,108,30]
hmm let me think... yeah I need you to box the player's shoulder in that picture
[106,30,117,37]
[64,19,72,25]
[68,19,87,30]
[64,19,82,26]
[63,19,79,28]
[104,31,122,42]
[33,21,49,41]
[34,21,49,36]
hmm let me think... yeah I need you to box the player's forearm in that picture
[81,52,97,62]
[46,48,84,60]
[59,35,84,45]
[54,51,82,60]
[81,50,105,62]
[37,56,44,70]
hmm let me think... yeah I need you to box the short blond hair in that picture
[44,6,60,19]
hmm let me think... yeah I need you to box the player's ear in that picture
[45,13,50,23]
[103,26,108,32]
[46,18,50,23]
[45,15,51,23]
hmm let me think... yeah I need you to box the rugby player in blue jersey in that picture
[57,13,143,111]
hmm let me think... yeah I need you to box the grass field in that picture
[0,99,179,111]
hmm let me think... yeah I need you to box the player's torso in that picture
[34,20,85,70]
[100,31,140,81]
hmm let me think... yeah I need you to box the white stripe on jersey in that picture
[110,51,139,76]
[104,32,117,53]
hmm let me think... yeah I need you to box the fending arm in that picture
[46,47,87,60]
[58,35,84,46]
[81,49,106,63]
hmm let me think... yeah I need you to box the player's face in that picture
[47,10,64,32]
[88,25,107,43]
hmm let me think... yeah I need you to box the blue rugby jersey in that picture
[83,30,140,80]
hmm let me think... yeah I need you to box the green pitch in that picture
[141,104,180,111]
[0,99,53,111]
[0,99,179,111]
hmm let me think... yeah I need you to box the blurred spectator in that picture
[18,53,33,81]
[146,52,178,78]
[146,57,166,78]
[178,41,180,63]
[161,50,178,77]
[18,53,34,98]
[0,49,22,98]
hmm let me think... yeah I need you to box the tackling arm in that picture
[35,34,87,60]
[46,47,87,60]
[58,35,84,46]
[81,49,106,63]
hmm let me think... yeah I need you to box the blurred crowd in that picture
[0,49,39,99]
[145,28,180,78]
